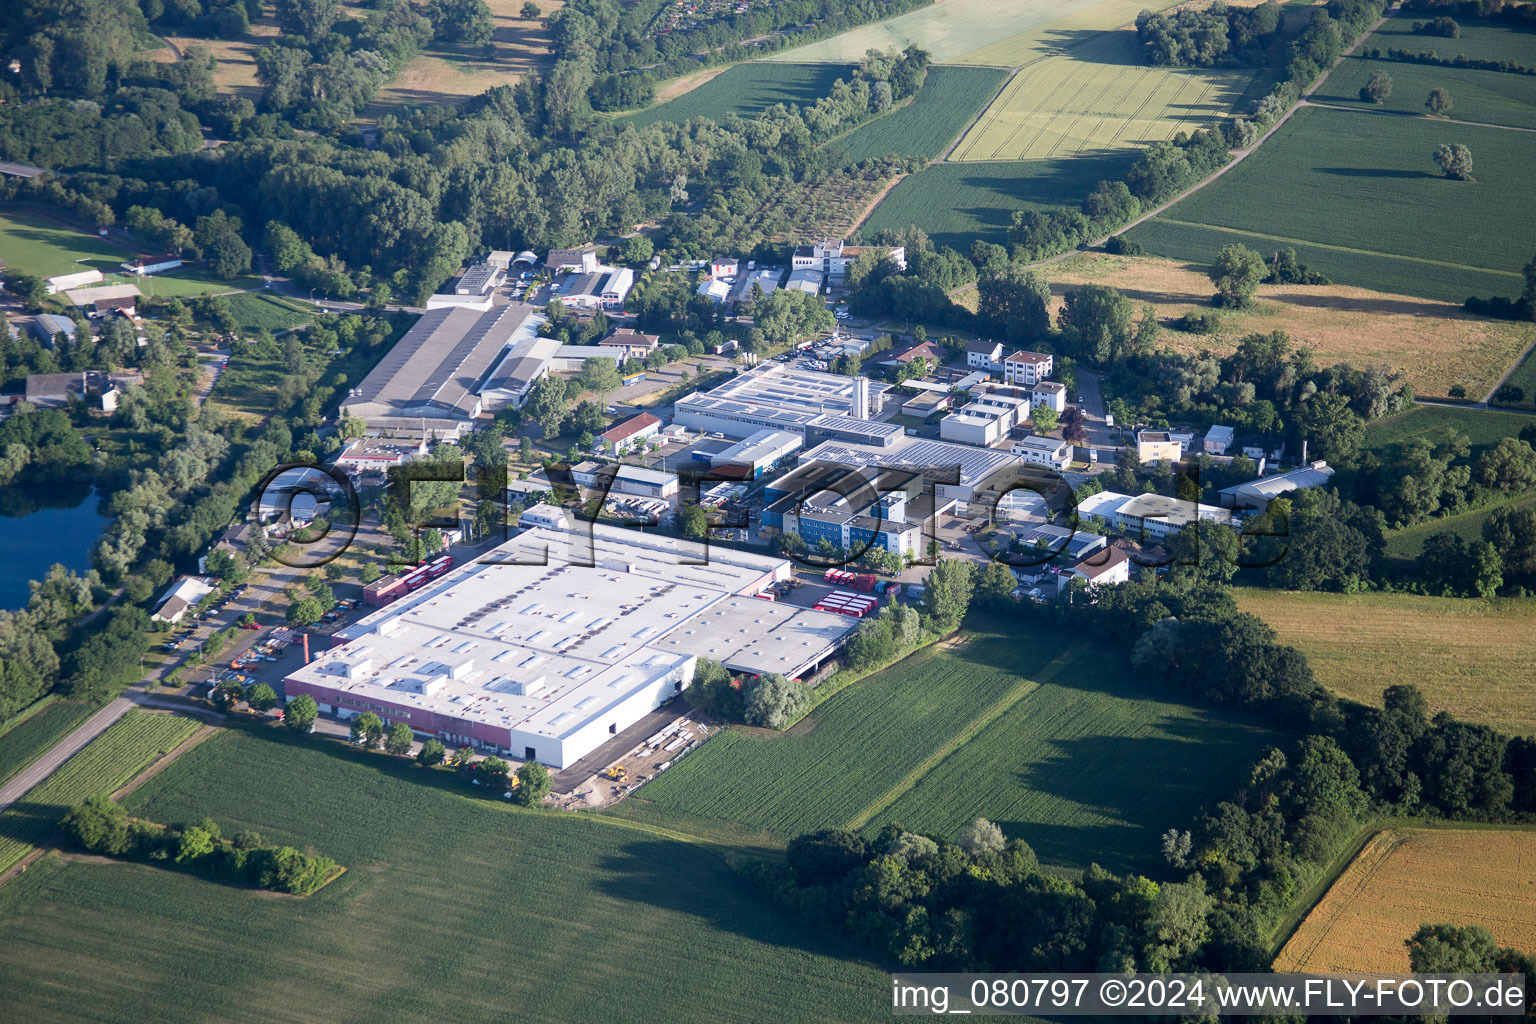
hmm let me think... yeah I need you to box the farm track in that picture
[1300,98,1536,132]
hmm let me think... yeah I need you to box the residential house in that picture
[1030,381,1066,414]
[599,412,662,454]
[880,340,945,367]
[598,328,661,362]
[1060,546,1132,593]
[1003,350,1053,387]
[710,258,739,278]
[965,339,1005,372]
[1136,430,1183,464]
[24,370,142,411]
[152,575,216,624]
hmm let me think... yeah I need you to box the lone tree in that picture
[1208,243,1268,308]
[957,818,1007,855]
[283,693,318,732]
[1360,70,1392,104]
[520,0,539,16]
[514,760,552,806]
[1426,88,1453,115]
[1433,143,1474,181]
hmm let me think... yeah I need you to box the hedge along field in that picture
[863,644,1275,873]
[623,63,854,128]
[1357,11,1536,67]
[0,727,891,1024]
[859,151,1136,248]
[628,628,1066,841]
[830,66,1008,161]
[1127,105,1536,302]
[1314,57,1536,130]
[1233,589,1536,737]
[948,29,1256,161]
[0,710,200,873]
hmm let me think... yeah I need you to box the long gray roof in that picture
[342,304,542,422]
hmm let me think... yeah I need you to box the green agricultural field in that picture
[625,63,853,128]
[1359,12,1536,67]
[626,627,1269,873]
[864,653,1274,873]
[223,291,316,334]
[0,700,98,787]
[0,727,891,1024]
[1496,342,1536,409]
[1314,57,1536,130]
[831,66,1007,161]
[1381,493,1536,562]
[1128,106,1536,302]
[949,29,1255,161]
[1234,588,1536,737]
[1364,403,1535,452]
[859,151,1135,249]
[0,710,199,873]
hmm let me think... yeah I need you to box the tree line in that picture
[60,793,339,895]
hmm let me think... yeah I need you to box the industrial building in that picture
[940,392,1030,447]
[761,464,951,558]
[282,524,859,768]
[707,429,802,479]
[338,303,547,436]
[673,365,889,438]
[803,411,901,449]
[1075,490,1232,541]
[1010,434,1071,470]
[795,434,1020,508]
[1217,461,1335,511]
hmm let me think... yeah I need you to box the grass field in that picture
[858,151,1136,248]
[1274,827,1536,972]
[624,626,1270,873]
[223,291,316,334]
[0,210,255,297]
[625,63,854,128]
[0,700,97,787]
[1315,57,1536,130]
[1382,493,1536,562]
[0,711,200,873]
[1036,252,1536,399]
[949,30,1255,161]
[1127,106,1536,302]
[831,66,1007,161]
[1497,341,1536,409]
[1233,588,1536,735]
[0,726,891,1023]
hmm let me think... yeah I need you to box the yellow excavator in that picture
[602,765,629,782]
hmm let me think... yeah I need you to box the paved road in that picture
[1075,369,1116,450]
[0,696,137,815]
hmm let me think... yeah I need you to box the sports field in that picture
[1037,252,1536,399]
[832,65,1008,161]
[1128,105,1536,302]
[1315,58,1536,130]
[0,726,890,1023]
[0,710,200,873]
[858,151,1136,248]
[1275,827,1536,973]
[625,627,1270,873]
[1233,588,1536,736]
[625,63,854,128]
[949,30,1255,161]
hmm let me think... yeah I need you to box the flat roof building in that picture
[1075,489,1231,541]
[674,365,890,439]
[796,434,1021,507]
[1010,434,1071,470]
[709,429,802,479]
[283,524,857,767]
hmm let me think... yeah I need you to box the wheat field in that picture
[1276,828,1536,973]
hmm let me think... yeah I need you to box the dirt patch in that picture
[1041,252,1536,399]
[552,712,718,811]
[651,65,731,106]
